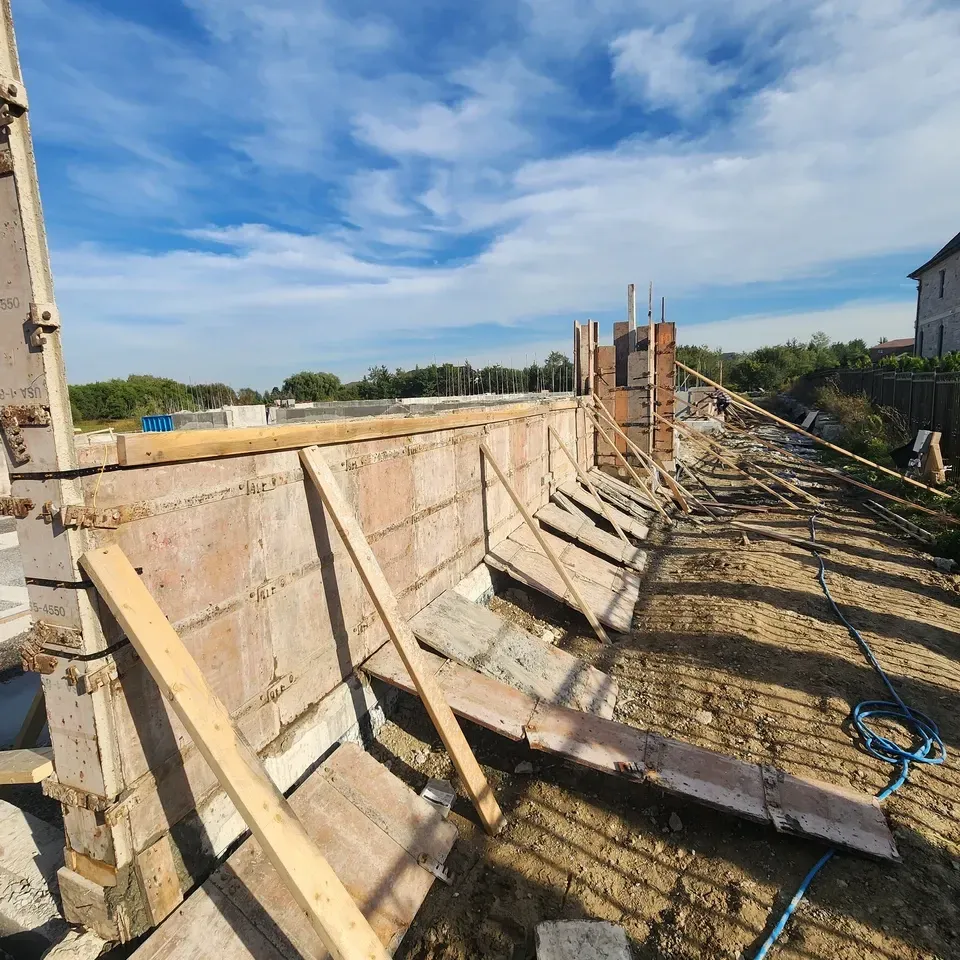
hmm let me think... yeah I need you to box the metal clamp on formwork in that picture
[60,504,122,529]
[0,75,27,124]
[0,403,51,465]
[27,302,61,350]
[0,495,34,518]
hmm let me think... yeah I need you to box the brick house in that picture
[868,337,914,362]
[910,229,960,358]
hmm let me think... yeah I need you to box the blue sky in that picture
[12,0,960,389]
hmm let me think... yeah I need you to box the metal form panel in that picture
[140,415,173,432]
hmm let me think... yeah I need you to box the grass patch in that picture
[74,418,141,434]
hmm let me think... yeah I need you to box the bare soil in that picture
[372,432,960,960]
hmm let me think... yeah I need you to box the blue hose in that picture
[751,516,945,959]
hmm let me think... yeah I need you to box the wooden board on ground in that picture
[485,535,638,633]
[557,481,649,541]
[365,644,538,740]
[364,655,898,862]
[0,747,54,784]
[410,589,618,718]
[536,503,647,573]
[130,742,457,960]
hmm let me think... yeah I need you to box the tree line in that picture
[68,353,576,422]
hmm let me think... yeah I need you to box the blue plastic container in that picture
[141,415,174,432]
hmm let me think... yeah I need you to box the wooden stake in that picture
[584,411,673,525]
[13,688,46,749]
[81,543,390,960]
[300,447,505,833]
[589,397,690,513]
[729,521,832,555]
[660,412,799,510]
[674,360,949,498]
[647,282,655,455]
[548,426,629,544]
[479,442,611,644]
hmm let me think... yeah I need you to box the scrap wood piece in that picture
[675,360,949,499]
[300,446,504,835]
[411,588,619,717]
[557,481,649,540]
[729,521,833,555]
[587,473,654,520]
[536,502,647,573]
[130,742,457,960]
[485,537,638,634]
[0,747,54,784]
[548,425,630,544]
[524,702,898,861]
[554,490,589,522]
[587,469,656,514]
[480,442,611,645]
[80,544,390,960]
[364,644,538,740]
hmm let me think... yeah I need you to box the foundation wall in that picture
[43,400,589,939]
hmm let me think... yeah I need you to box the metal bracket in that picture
[265,674,293,702]
[0,75,28,127]
[27,303,61,349]
[29,619,83,651]
[0,495,34,519]
[20,636,58,674]
[61,504,122,529]
[42,776,112,813]
[417,853,455,886]
[614,761,645,782]
[0,404,51,465]
[67,660,119,695]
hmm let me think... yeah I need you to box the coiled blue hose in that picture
[751,515,945,960]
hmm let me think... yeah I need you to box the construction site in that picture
[1,5,959,960]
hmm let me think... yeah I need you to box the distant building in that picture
[868,337,914,362]
[910,229,960,358]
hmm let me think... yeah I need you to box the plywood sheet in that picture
[536,503,647,573]
[484,537,638,633]
[557,482,649,541]
[131,743,456,960]
[410,589,618,717]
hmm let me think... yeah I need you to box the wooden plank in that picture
[507,525,641,594]
[300,446,504,835]
[410,589,618,717]
[524,702,897,861]
[536,503,647,573]
[485,538,638,634]
[0,747,54,784]
[653,322,676,460]
[587,470,656,514]
[557,482,649,541]
[554,490,589,522]
[80,543,389,960]
[132,742,456,960]
[137,836,183,926]
[548,426,629,544]
[118,400,576,467]
[729,521,833,555]
[364,644,537,740]
[675,361,949,498]
[480,442,611,645]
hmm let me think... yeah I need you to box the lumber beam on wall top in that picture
[117,399,578,467]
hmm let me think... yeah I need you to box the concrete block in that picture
[535,921,631,960]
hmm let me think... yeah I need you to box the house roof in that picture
[869,337,914,350]
[908,229,960,279]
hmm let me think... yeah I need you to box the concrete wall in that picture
[49,399,589,941]
[917,248,960,357]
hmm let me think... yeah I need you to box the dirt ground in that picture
[371,429,960,960]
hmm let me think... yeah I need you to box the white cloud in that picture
[16,0,960,385]
[610,20,736,116]
[679,299,916,353]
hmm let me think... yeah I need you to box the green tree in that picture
[280,371,343,402]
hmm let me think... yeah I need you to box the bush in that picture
[814,383,907,464]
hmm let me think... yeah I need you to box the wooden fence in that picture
[796,367,960,479]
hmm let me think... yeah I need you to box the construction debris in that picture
[535,921,631,960]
